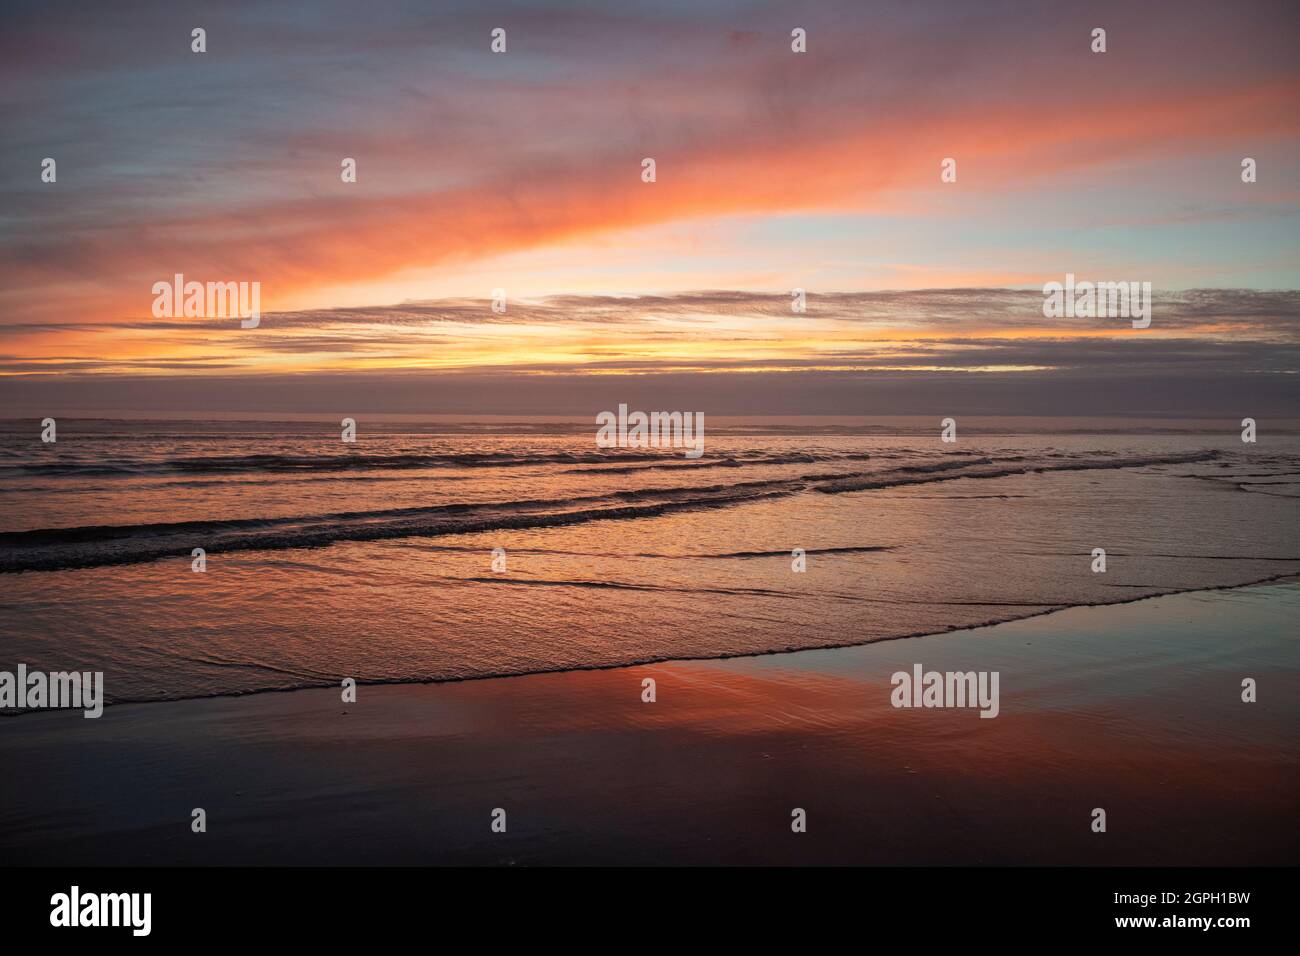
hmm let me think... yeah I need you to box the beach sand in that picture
[2,582,1296,866]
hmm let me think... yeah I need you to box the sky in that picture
[1,0,1297,416]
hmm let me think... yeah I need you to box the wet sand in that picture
[1,582,1296,866]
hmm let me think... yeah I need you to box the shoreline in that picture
[1,581,1296,865]
[4,573,1296,716]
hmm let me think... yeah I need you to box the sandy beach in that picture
[2,581,1295,866]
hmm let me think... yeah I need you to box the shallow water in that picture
[3,584,1295,865]
[2,420,1297,705]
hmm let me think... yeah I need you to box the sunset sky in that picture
[1,0,1297,415]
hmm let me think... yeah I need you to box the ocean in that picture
[2,419,1297,707]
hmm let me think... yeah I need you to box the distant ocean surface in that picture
[2,419,1297,707]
